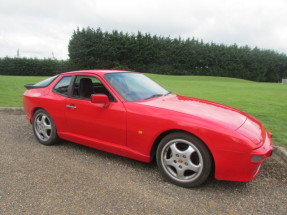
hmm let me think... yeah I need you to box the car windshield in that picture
[105,73,170,102]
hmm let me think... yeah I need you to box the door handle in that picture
[66,105,77,109]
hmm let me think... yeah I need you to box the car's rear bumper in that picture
[214,131,273,182]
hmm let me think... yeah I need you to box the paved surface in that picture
[0,111,286,215]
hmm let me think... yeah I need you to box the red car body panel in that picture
[23,70,273,182]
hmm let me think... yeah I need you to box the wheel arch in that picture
[33,107,44,114]
[26,107,44,123]
[32,107,45,118]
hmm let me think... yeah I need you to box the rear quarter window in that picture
[53,76,72,96]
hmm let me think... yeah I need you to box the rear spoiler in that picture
[24,84,44,89]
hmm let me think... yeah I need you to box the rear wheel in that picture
[156,132,212,187]
[33,109,59,145]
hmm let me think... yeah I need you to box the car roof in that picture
[62,70,136,76]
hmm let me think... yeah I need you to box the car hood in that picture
[139,94,247,131]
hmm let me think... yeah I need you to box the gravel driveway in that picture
[0,111,286,215]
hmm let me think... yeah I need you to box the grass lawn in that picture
[147,74,287,148]
[1,74,286,148]
[0,76,46,107]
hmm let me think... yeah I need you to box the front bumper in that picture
[214,131,273,182]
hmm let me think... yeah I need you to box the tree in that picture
[67,27,287,82]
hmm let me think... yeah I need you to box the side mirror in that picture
[91,94,110,108]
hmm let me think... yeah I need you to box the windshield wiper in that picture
[145,94,164,100]
[145,92,172,100]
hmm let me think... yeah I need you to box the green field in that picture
[0,74,286,148]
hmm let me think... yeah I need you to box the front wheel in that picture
[32,109,59,145]
[156,132,212,187]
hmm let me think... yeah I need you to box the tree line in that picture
[68,27,287,82]
[1,27,287,82]
[0,57,68,76]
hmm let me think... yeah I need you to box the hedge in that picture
[0,57,70,76]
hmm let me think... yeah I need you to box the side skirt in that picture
[58,132,151,163]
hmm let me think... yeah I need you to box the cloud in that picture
[0,0,286,60]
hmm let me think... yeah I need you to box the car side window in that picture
[72,75,116,102]
[53,76,72,96]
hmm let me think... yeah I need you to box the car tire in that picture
[32,109,59,145]
[156,132,212,188]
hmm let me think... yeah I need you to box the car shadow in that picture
[58,139,157,169]
[54,139,268,191]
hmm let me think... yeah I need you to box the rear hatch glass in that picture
[25,75,58,89]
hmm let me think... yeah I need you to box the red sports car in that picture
[23,70,273,187]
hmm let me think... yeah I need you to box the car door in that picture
[65,75,127,146]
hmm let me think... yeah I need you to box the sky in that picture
[0,0,286,60]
